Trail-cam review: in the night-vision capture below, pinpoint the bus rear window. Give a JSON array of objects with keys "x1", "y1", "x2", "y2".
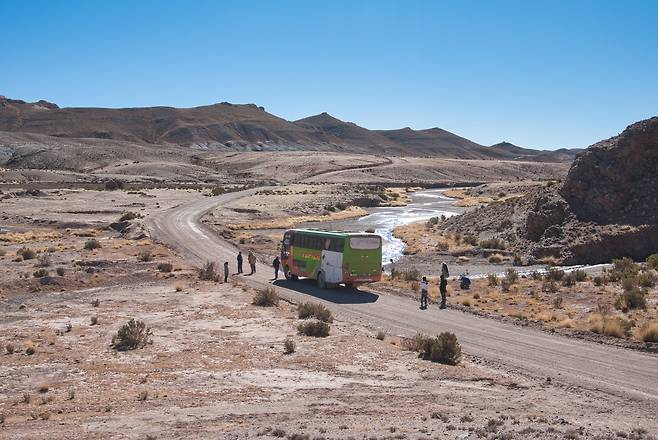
[{"x1": 349, "y1": 236, "x2": 380, "y2": 250}]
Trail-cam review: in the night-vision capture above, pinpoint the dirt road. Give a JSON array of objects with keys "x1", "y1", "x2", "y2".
[{"x1": 148, "y1": 190, "x2": 658, "y2": 406}]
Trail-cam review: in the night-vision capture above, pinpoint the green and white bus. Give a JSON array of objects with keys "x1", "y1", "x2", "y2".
[{"x1": 280, "y1": 228, "x2": 382, "y2": 288}]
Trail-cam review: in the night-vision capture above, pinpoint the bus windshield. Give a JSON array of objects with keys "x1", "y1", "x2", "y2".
[{"x1": 349, "y1": 236, "x2": 380, "y2": 250}]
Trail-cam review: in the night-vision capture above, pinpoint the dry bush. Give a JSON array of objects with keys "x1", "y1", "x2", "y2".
[
  {"x1": 436, "y1": 242, "x2": 449, "y2": 252},
  {"x1": 500, "y1": 279, "x2": 511, "y2": 293},
  {"x1": 6, "y1": 343, "x2": 15, "y2": 354},
  {"x1": 573, "y1": 269, "x2": 587, "y2": 282},
  {"x1": 119, "y1": 211, "x2": 138, "y2": 222},
  {"x1": 33, "y1": 268, "x2": 49, "y2": 278},
  {"x1": 410, "y1": 281, "x2": 420, "y2": 293},
  {"x1": 35, "y1": 254, "x2": 51, "y2": 267},
  {"x1": 157, "y1": 262, "x2": 173, "y2": 273},
  {"x1": 138, "y1": 250, "x2": 153, "y2": 262},
  {"x1": 56, "y1": 267, "x2": 65, "y2": 276},
  {"x1": 614, "y1": 288, "x2": 647, "y2": 312},
  {"x1": 283, "y1": 337, "x2": 296, "y2": 354},
  {"x1": 104, "y1": 179, "x2": 124, "y2": 191},
  {"x1": 545, "y1": 268, "x2": 565, "y2": 282},
  {"x1": 562, "y1": 272, "x2": 576, "y2": 287},
  {"x1": 608, "y1": 257, "x2": 640, "y2": 281},
  {"x1": 399, "y1": 268, "x2": 421, "y2": 281},
  {"x1": 647, "y1": 253, "x2": 658, "y2": 270},
  {"x1": 17, "y1": 247, "x2": 36, "y2": 260},
  {"x1": 84, "y1": 239, "x2": 101, "y2": 250},
  {"x1": 0, "y1": 248, "x2": 5, "y2": 257},
  {"x1": 175, "y1": 284, "x2": 184, "y2": 292},
  {"x1": 488, "y1": 254, "x2": 504, "y2": 264},
  {"x1": 90, "y1": 316, "x2": 98, "y2": 326},
  {"x1": 198, "y1": 261, "x2": 219, "y2": 281},
  {"x1": 504, "y1": 268, "x2": 518, "y2": 284},
  {"x1": 297, "y1": 302, "x2": 333, "y2": 322},
  {"x1": 376, "y1": 330, "x2": 386, "y2": 340},
  {"x1": 487, "y1": 273, "x2": 498, "y2": 286},
  {"x1": 621, "y1": 276, "x2": 637, "y2": 292},
  {"x1": 593, "y1": 275, "x2": 604, "y2": 286},
  {"x1": 557, "y1": 318, "x2": 574, "y2": 328},
  {"x1": 297, "y1": 320, "x2": 330, "y2": 337},
  {"x1": 638, "y1": 271, "x2": 657, "y2": 288},
  {"x1": 111, "y1": 319, "x2": 153, "y2": 351},
  {"x1": 479, "y1": 238, "x2": 506, "y2": 250},
  {"x1": 589, "y1": 314, "x2": 626, "y2": 338},
  {"x1": 403, "y1": 332, "x2": 462, "y2": 365},
  {"x1": 252, "y1": 286, "x2": 279, "y2": 306},
  {"x1": 463, "y1": 235, "x2": 479, "y2": 246},
  {"x1": 637, "y1": 322, "x2": 658, "y2": 343},
  {"x1": 552, "y1": 296, "x2": 563, "y2": 309},
  {"x1": 137, "y1": 390, "x2": 148, "y2": 401},
  {"x1": 530, "y1": 270, "x2": 542, "y2": 280},
  {"x1": 542, "y1": 279, "x2": 558, "y2": 293},
  {"x1": 91, "y1": 298, "x2": 100, "y2": 307}
]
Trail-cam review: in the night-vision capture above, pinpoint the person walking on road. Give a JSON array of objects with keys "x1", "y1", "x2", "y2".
[
  {"x1": 223, "y1": 261, "x2": 230, "y2": 283},
  {"x1": 248, "y1": 251, "x2": 257, "y2": 275},
  {"x1": 272, "y1": 256, "x2": 280, "y2": 280},
  {"x1": 439, "y1": 262, "x2": 449, "y2": 309},
  {"x1": 420, "y1": 276, "x2": 429, "y2": 310},
  {"x1": 236, "y1": 251, "x2": 243, "y2": 274}
]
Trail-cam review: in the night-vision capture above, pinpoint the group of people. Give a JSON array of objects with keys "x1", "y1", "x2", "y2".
[
  {"x1": 221, "y1": 251, "x2": 281, "y2": 283},
  {"x1": 419, "y1": 262, "x2": 450, "y2": 310}
]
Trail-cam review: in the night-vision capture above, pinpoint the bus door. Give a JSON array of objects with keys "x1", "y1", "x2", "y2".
[
  {"x1": 281, "y1": 231, "x2": 292, "y2": 261},
  {"x1": 321, "y1": 238, "x2": 343, "y2": 284}
]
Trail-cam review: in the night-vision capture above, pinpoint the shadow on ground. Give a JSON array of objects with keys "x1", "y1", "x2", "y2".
[{"x1": 272, "y1": 278, "x2": 379, "y2": 304}]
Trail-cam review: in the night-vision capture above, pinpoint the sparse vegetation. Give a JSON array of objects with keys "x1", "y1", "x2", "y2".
[
  {"x1": 589, "y1": 314, "x2": 626, "y2": 338},
  {"x1": 33, "y1": 268, "x2": 49, "y2": 278},
  {"x1": 297, "y1": 320, "x2": 330, "y2": 337},
  {"x1": 137, "y1": 390, "x2": 148, "y2": 401},
  {"x1": 111, "y1": 319, "x2": 153, "y2": 351},
  {"x1": 84, "y1": 238, "x2": 101, "y2": 250},
  {"x1": 91, "y1": 298, "x2": 100, "y2": 307},
  {"x1": 119, "y1": 211, "x2": 139, "y2": 222},
  {"x1": 17, "y1": 247, "x2": 36, "y2": 260},
  {"x1": 297, "y1": 302, "x2": 333, "y2": 322},
  {"x1": 488, "y1": 254, "x2": 504, "y2": 264},
  {"x1": 198, "y1": 261, "x2": 219, "y2": 281},
  {"x1": 544, "y1": 268, "x2": 565, "y2": 282},
  {"x1": 647, "y1": 253, "x2": 658, "y2": 270},
  {"x1": 614, "y1": 288, "x2": 647, "y2": 312},
  {"x1": 638, "y1": 271, "x2": 657, "y2": 288},
  {"x1": 376, "y1": 330, "x2": 386, "y2": 340},
  {"x1": 157, "y1": 262, "x2": 173, "y2": 273},
  {"x1": 637, "y1": 322, "x2": 658, "y2": 343},
  {"x1": 252, "y1": 286, "x2": 279, "y2": 306},
  {"x1": 504, "y1": 268, "x2": 518, "y2": 284},
  {"x1": 403, "y1": 332, "x2": 462, "y2": 365},
  {"x1": 6, "y1": 343, "x2": 15, "y2": 354},
  {"x1": 487, "y1": 273, "x2": 498, "y2": 286},
  {"x1": 138, "y1": 250, "x2": 153, "y2": 262},
  {"x1": 90, "y1": 316, "x2": 98, "y2": 326},
  {"x1": 479, "y1": 237, "x2": 506, "y2": 250},
  {"x1": 56, "y1": 267, "x2": 65, "y2": 276},
  {"x1": 283, "y1": 337, "x2": 296, "y2": 354},
  {"x1": 104, "y1": 179, "x2": 124, "y2": 191}
]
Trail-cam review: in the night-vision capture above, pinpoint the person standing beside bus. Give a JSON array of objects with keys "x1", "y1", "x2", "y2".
[
  {"x1": 439, "y1": 262, "x2": 449, "y2": 309},
  {"x1": 248, "y1": 251, "x2": 257, "y2": 275},
  {"x1": 236, "y1": 251, "x2": 243, "y2": 274},
  {"x1": 420, "y1": 276, "x2": 429, "y2": 310},
  {"x1": 272, "y1": 256, "x2": 280, "y2": 280},
  {"x1": 223, "y1": 261, "x2": 230, "y2": 283}
]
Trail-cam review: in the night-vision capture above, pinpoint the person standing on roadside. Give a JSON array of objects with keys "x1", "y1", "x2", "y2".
[
  {"x1": 389, "y1": 258, "x2": 396, "y2": 279},
  {"x1": 420, "y1": 276, "x2": 429, "y2": 310},
  {"x1": 248, "y1": 251, "x2": 257, "y2": 275},
  {"x1": 439, "y1": 262, "x2": 449, "y2": 309},
  {"x1": 223, "y1": 261, "x2": 230, "y2": 283},
  {"x1": 272, "y1": 256, "x2": 280, "y2": 280},
  {"x1": 236, "y1": 251, "x2": 243, "y2": 274}
]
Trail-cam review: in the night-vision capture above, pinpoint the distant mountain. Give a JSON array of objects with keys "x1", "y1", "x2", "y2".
[
  {"x1": 0, "y1": 97, "x2": 575, "y2": 161},
  {"x1": 489, "y1": 142, "x2": 583, "y2": 163}
]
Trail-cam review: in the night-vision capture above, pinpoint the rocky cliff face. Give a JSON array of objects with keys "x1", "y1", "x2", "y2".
[{"x1": 560, "y1": 117, "x2": 658, "y2": 225}]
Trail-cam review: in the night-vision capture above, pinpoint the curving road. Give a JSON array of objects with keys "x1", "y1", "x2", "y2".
[{"x1": 147, "y1": 190, "x2": 658, "y2": 405}]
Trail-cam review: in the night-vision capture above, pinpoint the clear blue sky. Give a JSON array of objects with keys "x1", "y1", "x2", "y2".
[{"x1": 2, "y1": 0, "x2": 657, "y2": 149}]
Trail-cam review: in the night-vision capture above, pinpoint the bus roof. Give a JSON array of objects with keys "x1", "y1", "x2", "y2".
[{"x1": 287, "y1": 228, "x2": 377, "y2": 238}]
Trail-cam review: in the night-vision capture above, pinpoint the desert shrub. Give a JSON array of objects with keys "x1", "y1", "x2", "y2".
[
  {"x1": 608, "y1": 257, "x2": 640, "y2": 281},
  {"x1": 410, "y1": 281, "x2": 420, "y2": 293},
  {"x1": 198, "y1": 261, "x2": 218, "y2": 281},
  {"x1": 90, "y1": 316, "x2": 98, "y2": 326},
  {"x1": 562, "y1": 272, "x2": 576, "y2": 287},
  {"x1": 56, "y1": 267, "x2": 65, "y2": 276},
  {"x1": 544, "y1": 268, "x2": 565, "y2": 282},
  {"x1": 26, "y1": 346, "x2": 35, "y2": 355},
  {"x1": 552, "y1": 296, "x2": 563, "y2": 309},
  {"x1": 399, "y1": 268, "x2": 421, "y2": 281},
  {"x1": 404, "y1": 332, "x2": 461, "y2": 365},
  {"x1": 638, "y1": 271, "x2": 657, "y2": 288},
  {"x1": 573, "y1": 269, "x2": 587, "y2": 282},
  {"x1": 297, "y1": 320, "x2": 330, "y2": 337},
  {"x1": 84, "y1": 239, "x2": 101, "y2": 250},
  {"x1": 436, "y1": 242, "x2": 449, "y2": 252},
  {"x1": 35, "y1": 254, "x2": 51, "y2": 267},
  {"x1": 111, "y1": 319, "x2": 152, "y2": 351},
  {"x1": 137, "y1": 390, "x2": 148, "y2": 401},
  {"x1": 17, "y1": 247, "x2": 36, "y2": 260},
  {"x1": 376, "y1": 330, "x2": 386, "y2": 340},
  {"x1": 91, "y1": 298, "x2": 100, "y2": 307},
  {"x1": 426, "y1": 217, "x2": 439, "y2": 227},
  {"x1": 119, "y1": 211, "x2": 138, "y2": 222},
  {"x1": 6, "y1": 343, "x2": 15, "y2": 354},
  {"x1": 593, "y1": 276, "x2": 604, "y2": 286},
  {"x1": 637, "y1": 322, "x2": 658, "y2": 343},
  {"x1": 157, "y1": 262, "x2": 173, "y2": 273},
  {"x1": 589, "y1": 314, "x2": 626, "y2": 338},
  {"x1": 500, "y1": 279, "x2": 511, "y2": 293},
  {"x1": 530, "y1": 270, "x2": 542, "y2": 280},
  {"x1": 463, "y1": 235, "x2": 478, "y2": 246},
  {"x1": 647, "y1": 253, "x2": 658, "y2": 270},
  {"x1": 542, "y1": 279, "x2": 558, "y2": 293},
  {"x1": 33, "y1": 268, "x2": 49, "y2": 278},
  {"x1": 0, "y1": 248, "x2": 5, "y2": 257},
  {"x1": 504, "y1": 268, "x2": 518, "y2": 284},
  {"x1": 297, "y1": 302, "x2": 333, "y2": 322},
  {"x1": 512, "y1": 254, "x2": 522, "y2": 266},
  {"x1": 104, "y1": 179, "x2": 124, "y2": 191},
  {"x1": 614, "y1": 288, "x2": 647, "y2": 312},
  {"x1": 479, "y1": 238, "x2": 506, "y2": 250},
  {"x1": 487, "y1": 273, "x2": 498, "y2": 287},
  {"x1": 252, "y1": 286, "x2": 279, "y2": 306},
  {"x1": 621, "y1": 276, "x2": 637, "y2": 292},
  {"x1": 488, "y1": 254, "x2": 504, "y2": 264},
  {"x1": 138, "y1": 250, "x2": 152, "y2": 262},
  {"x1": 283, "y1": 337, "x2": 296, "y2": 354}
]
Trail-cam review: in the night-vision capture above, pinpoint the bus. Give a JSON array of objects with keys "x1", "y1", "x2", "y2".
[{"x1": 280, "y1": 228, "x2": 382, "y2": 288}]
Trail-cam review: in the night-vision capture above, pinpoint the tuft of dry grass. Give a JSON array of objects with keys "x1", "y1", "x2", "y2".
[
  {"x1": 252, "y1": 287, "x2": 279, "y2": 307},
  {"x1": 297, "y1": 302, "x2": 333, "y2": 322},
  {"x1": 589, "y1": 314, "x2": 625, "y2": 338},
  {"x1": 637, "y1": 322, "x2": 658, "y2": 343},
  {"x1": 111, "y1": 319, "x2": 153, "y2": 351},
  {"x1": 283, "y1": 337, "x2": 296, "y2": 354},
  {"x1": 297, "y1": 320, "x2": 330, "y2": 337}
]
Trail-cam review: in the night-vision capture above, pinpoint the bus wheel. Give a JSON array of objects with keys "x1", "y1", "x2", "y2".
[{"x1": 317, "y1": 272, "x2": 326, "y2": 289}]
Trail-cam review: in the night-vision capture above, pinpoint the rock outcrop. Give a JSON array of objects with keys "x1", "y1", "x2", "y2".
[{"x1": 561, "y1": 117, "x2": 658, "y2": 225}]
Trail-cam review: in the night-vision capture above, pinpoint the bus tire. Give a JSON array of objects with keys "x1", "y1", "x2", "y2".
[{"x1": 317, "y1": 271, "x2": 326, "y2": 289}]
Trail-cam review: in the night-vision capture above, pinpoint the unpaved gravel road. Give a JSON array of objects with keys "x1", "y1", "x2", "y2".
[{"x1": 148, "y1": 190, "x2": 658, "y2": 405}]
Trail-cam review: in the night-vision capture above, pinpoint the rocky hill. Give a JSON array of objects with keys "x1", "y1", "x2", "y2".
[
  {"x1": 442, "y1": 117, "x2": 658, "y2": 264},
  {"x1": 0, "y1": 97, "x2": 576, "y2": 161}
]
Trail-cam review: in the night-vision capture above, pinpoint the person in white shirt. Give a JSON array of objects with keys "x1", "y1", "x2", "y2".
[{"x1": 420, "y1": 276, "x2": 429, "y2": 310}]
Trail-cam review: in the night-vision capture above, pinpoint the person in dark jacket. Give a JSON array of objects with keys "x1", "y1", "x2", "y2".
[
  {"x1": 439, "y1": 262, "x2": 449, "y2": 309},
  {"x1": 236, "y1": 251, "x2": 243, "y2": 274},
  {"x1": 223, "y1": 261, "x2": 230, "y2": 283},
  {"x1": 272, "y1": 256, "x2": 280, "y2": 280}
]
